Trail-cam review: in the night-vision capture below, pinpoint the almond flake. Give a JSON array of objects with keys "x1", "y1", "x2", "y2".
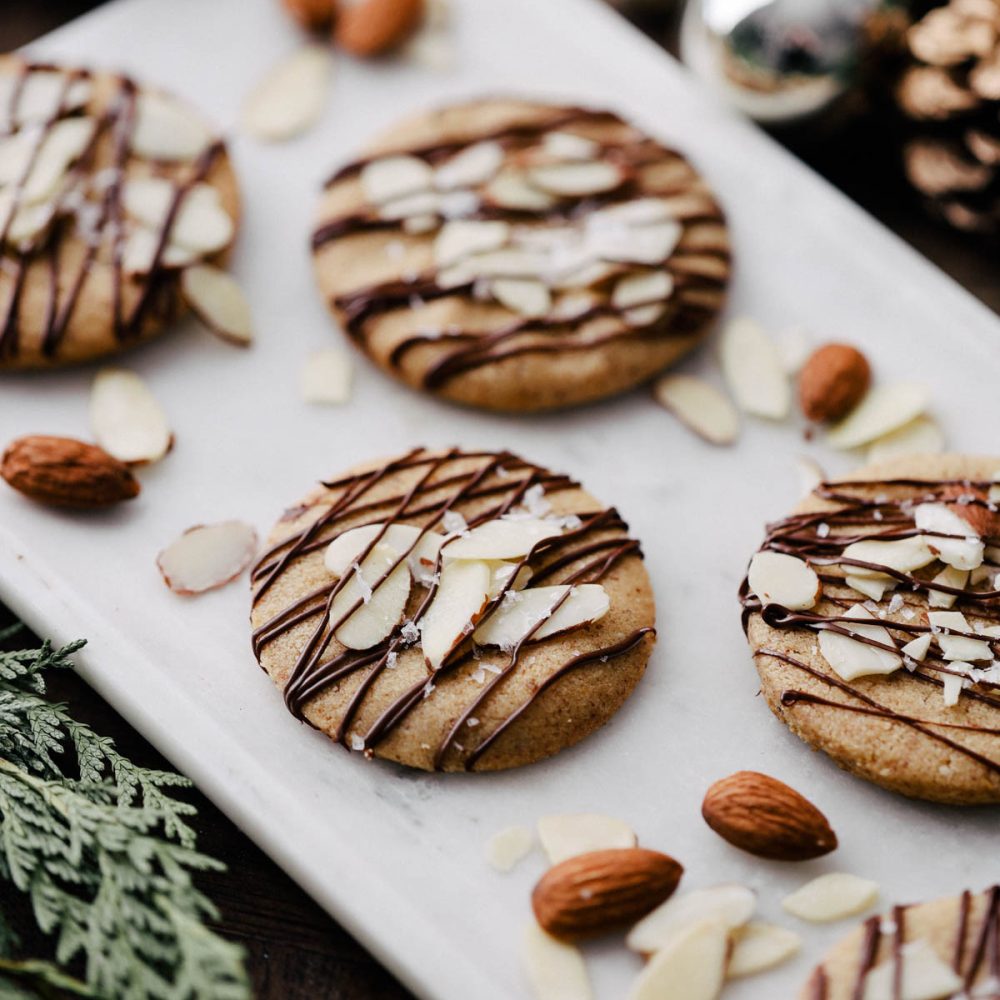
[
  {"x1": 329, "y1": 544, "x2": 411, "y2": 650},
  {"x1": 528, "y1": 160, "x2": 623, "y2": 197},
  {"x1": 626, "y1": 919, "x2": 728, "y2": 1000},
  {"x1": 867, "y1": 414, "x2": 945, "y2": 462},
  {"x1": 420, "y1": 559, "x2": 491, "y2": 669},
  {"x1": 490, "y1": 277, "x2": 551, "y2": 317},
  {"x1": 782, "y1": 872, "x2": 879, "y2": 923},
  {"x1": 241, "y1": 45, "x2": 333, "y2": 141},
  {"x1": 915, "y1": 502, "x2": 985, "y2": 570},
  {"x1": 522, "y1": 922, "x2": 592, "y2": 1000},
  {"x1": 157, "y1": 521, "x2": 257, "y2": 595},
  {"x1": 651, "y1": 374, "x2": 737, "y2": 446},
  {"x1": 123, "y1": 179, "x2": 234, "y2": 255},
  {"x1": 90, "y1": 367, "x2": 172, "y2": 465},
  {"x1": 928, "y1": 611, "x2": 993, "y2": 660},
  {"x1": 901, "y1": 634, "x2": 932, "y2": 661},
  {"x1": 627, "y1": 883, "x2": 756, "y2": 955},
  {"x1": 485, "y1": 825, "x2": 534, "y2": 872},
  {"x1": 587, "y1": 219, "x2": 682, "y2": 266},
  {"x1": 474, "y1": 584, "x2": 609, "y2": 648},
  {"x1": 863, "y1": 938, "x2": 963, "y2": 1000},
  {"x1": 21, "y1": 118, "x2": 95, "y2": 205},
  {"x1": 720, "y1": 317, "x2": 791, "y2": 420},
  {"x1": 611, "y1": 270, "x2": 673, "y2": 310},
  {"x1": 300, "y1": 348, "x2": 353, "y2": 404},
  {"x1": 434, "y1": 141, "x2": 504, "y2": 190},
  {"x1": 542, "y1": 131, "x2": 600, "y2": 161},
  {"x1": 747, "y1": 551, "x2": 821, "y2": 610},
  {"x1": 433, "y1": 219, "x2": 509, "y2": 268},
  {"x1": 818, "y1": 604, "x2": 901, "y2": 681},
  {"x1": 928, "y1": 565, "x2": 969, "y2": 608},
  {"x1": 130, "y1": 91, "x2": 213, "y2": 162},
  {"x1": 827, "y1": 383, "x2": 930, "y2": 450},
  {"x1": 727, "y1": 922, "x2": 801, "y2": 979},
  {"x1": 180, "y1": 265, "x2": 253, "y2": 346},
  {"x1": 444, "y1": 517, "x2": 561, "y2": 560},
  {"x1": 537, "y1": 813, "x2": 636, "y2": 865},
  {"x1": 484, "y1": 171, "x2": 557, "y2": 211},
  {"x1": 361, "y1": 154, "x2": 434, "y2": 206}
]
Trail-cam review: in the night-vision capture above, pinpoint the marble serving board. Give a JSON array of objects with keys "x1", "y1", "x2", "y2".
[{"x1": 2, "y1": 0, "x2": 998, "y2": 997}]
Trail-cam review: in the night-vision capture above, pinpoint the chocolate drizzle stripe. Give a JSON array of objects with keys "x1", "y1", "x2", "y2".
[{"x1": 251, "y1": 448, "x2": 646, "y2": 769}]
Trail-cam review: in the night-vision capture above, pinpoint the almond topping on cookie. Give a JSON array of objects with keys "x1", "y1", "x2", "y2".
[
  {"x1": 818, "y1": 604, "x2": 902, "y2": 681},
  {"x1": 862, "y1": 939, "x2": 962, "y2": 1000},
  {"x1": 181, "y1": 265, "x2": 254, "y2": 346},
  {"x1": 747, "y1": 551, "x2": 821, "y2": 610}
]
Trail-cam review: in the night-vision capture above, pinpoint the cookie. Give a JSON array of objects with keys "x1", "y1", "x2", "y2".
[
  {"x1": 741, "y1": 454, "x2": 1000, "y2": 805},
  {"x1": 801, "y1": 884, "x2": 999, "y2": 999},
  {"x1": 311, "y1": 99, "x2": 729, "y2": 412},
  {"x1": 0, "y1": 58, "x2": 240, "y2": 370},
  {"x1": 250, "y1": 448, "x2": 656, "y2": 771}
]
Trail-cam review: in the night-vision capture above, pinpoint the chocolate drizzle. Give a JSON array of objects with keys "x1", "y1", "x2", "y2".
[
  {"x1": 311, "y1": 103, "x2": 729, "y2": 393},
  {"x1": 812, "y1": 885, "x2": 1000, "y2": 999},
  {"x1": 250, "y1": 448, "x2": 654, "y2": 771},
  {"x1": 741, "y1": 475, "x2": 1000, "y2": 786},
  {"x1": 0, "y1": 61, "x2": 226, "y2": 366}
]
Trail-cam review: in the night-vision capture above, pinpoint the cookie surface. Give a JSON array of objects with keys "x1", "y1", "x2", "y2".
[
  {"x1": 800, "y1": 885, "x2": 999, "y2": 999},
  {"x1": 741, "y1": 454, "x2": 1000, "y2": 805},
  {"x1": 0, "y1": 58, "x2": 240, "y2": 370},
  {"x1": 311, "y1": 99, "x2": 728, "y2": 412},
  {"x1": 250, "y1": 448, "x2": 656, "y2": 772}
]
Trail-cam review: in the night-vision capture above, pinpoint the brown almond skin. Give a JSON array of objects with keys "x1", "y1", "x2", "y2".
[
  {"x1": 798, "y1": 343, "x2": 871, "y2": 423},
  {"x1": 335, "y1": 0, "x2": 424, "y2": 56},
  {"x1": 281, "y1": 0, "x2": 337, "y2": 32},
  {"x1": 940, "y1": 483, "x2": 1000, "y2": 540},
  {"x1": 702, "y1": 771, "x2": 837, "y2": 861},
  {"x1": 532, "y1": 848, "x2": 683, "y2": 941},
  {"x1": 1, "y1": 435, "x2": 140, "y2": 509}
]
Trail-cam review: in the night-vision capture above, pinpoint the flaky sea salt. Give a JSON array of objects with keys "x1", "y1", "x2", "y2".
[
  {"x1": 400, "y1": 620, "x2": 420, "y2": 644},
  {"x1": 385, "y1": 651, "x2": 398, "y2": 670},
  {"x1": 816, "y1": 522, "x2": 830, "y2": 539},
  {"x1": 350, "y1": 735, "x2": 365, "y2": 751},
  {"x1": 442, "y1": 509, "x2": 468, "y2": 535},
  {"x1": 351, "y1": 561, "x2": 373, "y2": 603}
]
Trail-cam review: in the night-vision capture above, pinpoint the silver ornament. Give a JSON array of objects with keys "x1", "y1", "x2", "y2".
[{"x1": 679, "y1": 0, "x2": 908, "y2": 125}]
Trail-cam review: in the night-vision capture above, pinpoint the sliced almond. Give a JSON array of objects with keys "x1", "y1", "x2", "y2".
[
  {"x1": 0, "y1": 132, "x2": 38, "y2": 189},
  {"x1": 474, "y1": 584, "x2": 610, "y2": 649},
  {"x1": 241, "y1": 45, "x2": 333, "y2": 141},
  {"x1": 121, "y1": 228, "x2": 198, "y2": 275},
  {"x1": 588, "y1": 220, "x2": 682, "y2": 267},
  {"x1": 783, "y1": 873, "x2": 879, "y2": 923},
  {"x1": 485, "y1": 825, "x2": 535, "y2": 872},
  {"x1": 915, "y1": 503, "x2": 984, "y2": 571},
  {"x1": 611, "y1": 271, "x2": 673, "y2": 311},
  {"x1": 444, "y1": 517, "x2": 561, "y2": 561},
  {"x1": 542, "y1": 131, "x2": 601, "y2": 161},
  {"x1": 361, "y1": 154, "x2": 434, "y2": 206},
  {"x1": 129, "y1": 91, "x2": 213, "y2": 162},
  {"x1": 902, "y1": 634, "x2": 932, "y2": 661},
  {"x1": 0, "y1": 195, "x2": 54, "y2": 247},
  {"x1": 90, "y1": 367, "x2": 172, "y2": 465},
  {"x1": 653, "y1": 374, "x2": 739, "y2": 447},
  {"x1": 845, "y1": 574, "x2": 891, "y2": 602},
  {"x1": 867, "y1": 414, "x2": 945, "y2": 462},
  {"x1": 123, "y1": 179, "x2": 234, "y2": 255},
  {"x1": 180, "y1": 265, "x2": 253, "y2": 346},
  {"x1": 842, "y1": 536, "x2": 936, "y2": 580},
  {"x1": 747, "y1": 551, "x2": 820, "y2": 610},
  {"x1": 627, "y1": 883, "x2": 756, "y2": 955},
  {"x1": 927, "y1": 610, "x2": 993, "y2": 661},
  {"x1": 433, "y1": 219, "x2": 509, "y2": 268},
  {"x1": 719, "y1": 317, "x2": 791, "y2": 420},
  {"x1": 491, "y1": 277, "x2": 551, "y2": 317},
  {"x1": 486, "y1": 561, "x2": 531, "y2": 599},
  {"x1": 727, "y1": 922, "x2": 801, "y2": 979},
  {"x1": 626, "y1": 919, "x2": 728, "y2": 1000},
  {"x1": 434, "y1": 140, "x2": 504, "y2": 190},
  {"x1": 325, "y1": 522, "x2": 442, "y2": 578},
  {"x1": 300, "y1": 348, "x2": 353, "y2": 404},
  {"x1": 329, "y1": 543, "x2": 411, "y2": 650},
  {"x1": 536, "y1": 814, "x2": 636, "y2": 865},
  {"x1": 942, "y1": 671, "x2": 967, "y2": 707},
  {"x1": 528, "y1": 160, "x2": 623, "y2": 197},
  {"x1": 21, "y1": 118, "x2": 95, "y2": 205},
  {"x1": 863, "y1": 939, "x2": 963, "y2": 1000},
  {"x1": 521, "y1": 922, "x2": 592, "y2": 1000},
  {"x1": 818, "y1": 604, "x2": 901, "y2": 681},
  {"x1": 484, "y1": 171, "x2": 557, "y2": 211},
  {"x1": 157, "y1": 521, "x2": 257, "y2": 595},
  {"x1": 420, "y1": 558, "x2": 491, "y2": 669},
  {"x1": 928, "y1": 565, "x2": 969, "y2": 609},
  {"x1": 8, "y1": 71, "x2": 91, "y2": 127},
  {"x1": 827, "y1": 383, "x2": 929, "y2": 450},
  {"x1": 587, "y1": 198, "x2": 673, "y2": 228}
]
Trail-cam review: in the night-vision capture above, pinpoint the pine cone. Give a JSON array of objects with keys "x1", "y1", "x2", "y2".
[{"x1": 897, "y1": 0, "x2": 1000, "y2": 234}]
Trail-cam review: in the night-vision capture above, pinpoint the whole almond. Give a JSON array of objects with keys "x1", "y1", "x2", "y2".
[
  {"x1": 281, "y1": 0, "x2": 337, "y2": 32},
  {"x1": 335, "y1": 0, "x2": 424, "y2": 56},
  {"x1": 798, "y1": 343, "x2": 871, "y2": 423},
  {"x1": 531, "y1": 848, "x2": 683, "y2": 941},
  {"x1": 1, "y1": 435, "x2": 140, "y2": 509},
  {"x1": 941, "y1": 482, "x2": 1000, "y2": 540},
  {"x1": 702, "y1": 771, "x2": 837, "y2": 861}
]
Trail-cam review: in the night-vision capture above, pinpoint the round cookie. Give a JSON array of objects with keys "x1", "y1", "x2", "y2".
[
  {"x1": 800, "y1": 884, "x2": 998, "y2": 999},
  {"x1": 741, "y1": 454, "x2": 1000, "y2": 805},
  {"x1": 250, "y1": 447, "x2": 656, "y2": 772},
  {"x1": 311, "y1": 99, "x2": 729, "y2": 412},
  {"x1": 0, "y1": 58, "x2": 240, "y2": 370}
]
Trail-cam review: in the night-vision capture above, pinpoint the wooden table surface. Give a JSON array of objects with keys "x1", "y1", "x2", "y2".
[{"x1": 3, "y1": 3, "x2": 998, "y2": 998}]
